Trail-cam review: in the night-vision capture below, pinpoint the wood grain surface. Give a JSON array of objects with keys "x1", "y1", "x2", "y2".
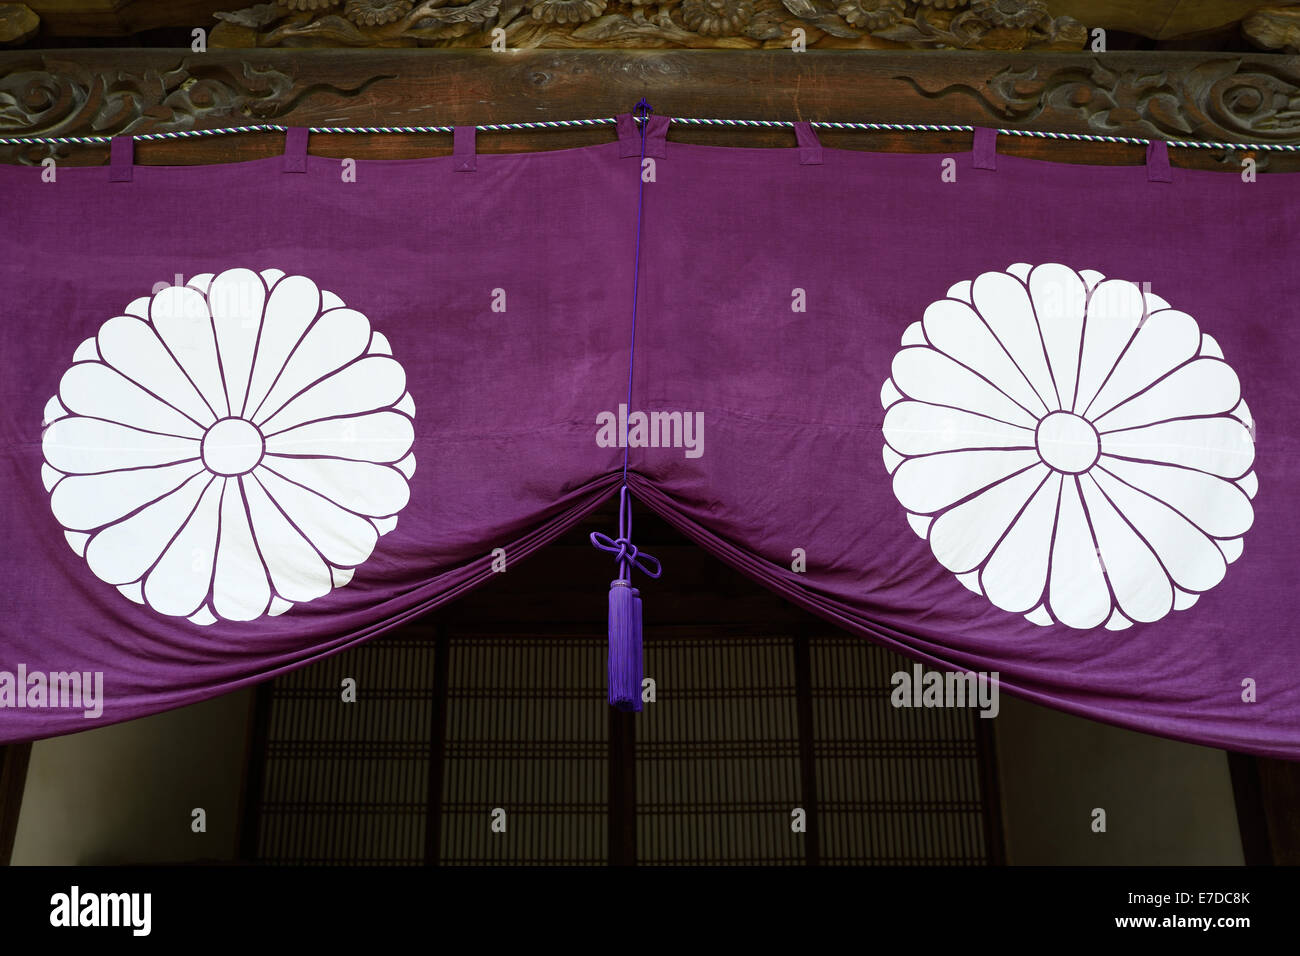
[{"x1": 1, "y1": 49, "x2": 1298, "y2": 170}]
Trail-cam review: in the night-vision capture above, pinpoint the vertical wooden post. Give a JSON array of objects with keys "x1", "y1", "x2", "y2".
[
  {"x1": 236, "y1": 684, "x2": 273, "y2": 862},
  {"x1": 609, "y1": 707, "x2": 637, "y2": 866},
  {"x1": 424, "y1": 620, "x2": 451, "y2": 865},
  {"x1": 792, "y1": 630, "x2": 820, "y2": 865},
  {"x1": 974, "y1": 714, "x2": 1007, "y2": 865},
  {"x1": 1226, "y1": 751, "x2": 1300, "y2": 866},
  {"x1": 0, "y1": 742, "x2": 31, "y2": 866},
  {"x1": 1254, "y1": 757, "x2": 1300, "y2": 865}
]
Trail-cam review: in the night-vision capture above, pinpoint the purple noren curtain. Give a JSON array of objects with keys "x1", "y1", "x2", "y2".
[{"x1": 2, "y1": 119, "x2": 1298, "y2": 759}]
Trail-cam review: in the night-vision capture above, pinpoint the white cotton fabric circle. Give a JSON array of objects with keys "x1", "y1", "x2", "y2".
[
  {"x1": 881, "y1": 262, "x2": 1257, "y2": 630},
  {"x1": 41, "y1": 268, "x2": 418, "y2": 626}
]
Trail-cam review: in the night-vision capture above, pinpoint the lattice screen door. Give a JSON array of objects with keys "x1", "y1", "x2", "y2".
[{"x1": 242, "y1": 510, "x2": 1002, "y2": 866}]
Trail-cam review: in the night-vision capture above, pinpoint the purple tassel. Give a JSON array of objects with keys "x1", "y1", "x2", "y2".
[
  {"x1": 607, "y1": 580, "x2": 640, "y2": 711},
  {"x1": 592, "y1": 485, "x2": 659, "y2": 711}
]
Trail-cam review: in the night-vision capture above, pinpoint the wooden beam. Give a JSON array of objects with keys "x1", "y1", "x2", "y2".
[
  {"x1": 24, "y1": 1, "x2": 226, "y2": 37},
  {"x1": 1, "y1": 49, "x2": 1298, "y2": 169},
  {"x1": 1050, "y1": 1, "x2": 1291, "y2": 41}
]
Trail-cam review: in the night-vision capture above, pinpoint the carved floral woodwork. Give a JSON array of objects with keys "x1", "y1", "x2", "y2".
[
  {"x1": 0, "y1": 55, "x2": 388, "y2": 149},
  {"x1": 1, "y1": 49, "x2": 1297, "y2": 170},
  {"x1": 906, "y1": 58, "x2": 1300, "y2": 144},
  {"x1": 208, "y1": 0, "x2": 1087, "y2": 50},
  {"x1": 13, "y1": 0, "x2": 1300, "y2": 40}
]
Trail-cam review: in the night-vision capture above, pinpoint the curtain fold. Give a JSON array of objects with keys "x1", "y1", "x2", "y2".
[
  {"x1": 0, "y1": 132, "x2": 636, "y2": 741},
  {"x1": 632, "y1": 131, "x2": 1300, "y2": 759},
  {"x1": 2, "y1": 120, "x2": 1298, "y2": 758}
]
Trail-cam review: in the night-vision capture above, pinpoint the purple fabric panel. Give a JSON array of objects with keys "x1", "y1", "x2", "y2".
[
  {"x1": 636, "y1": 139, "x2": 1300, "y2": 759},
  {"x1": 109, "y1": 136, "x2": 133, "y2": 182},
  {"x1": 794, "y1": 123, "x2": 823, "y2": 166},
  {"x1": 282, "y1": 127, "x2": 309, "y2": 174},
  {"x1": 453, "y1": 127, "x2": 476, "y2": 173},
  {"x1": 0, "y1": 144, "x2": 636, "y2": 741},
  {"x1": 617, "y1": 113, "x2": 669, "y2": 159},
  {"x1": 2, "y1": 132, "x2": 1298, "y2": 758},
  {"x1": 971, "y1": 127, "x2": 997, "y2": 170},
  {"x1": 1146, "y1": 139, "x2": 1173, "y2": 183}
]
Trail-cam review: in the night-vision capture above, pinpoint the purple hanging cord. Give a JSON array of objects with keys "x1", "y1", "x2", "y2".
[{"x1": 590, "y1": 98, "x2": 662, "y2": 712}]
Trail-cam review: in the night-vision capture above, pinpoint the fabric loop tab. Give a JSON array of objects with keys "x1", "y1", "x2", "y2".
[
  {"x1": 794, "y1": 122, "x2": 823, "y2": 166},
  {"x1": 1146, "y1": 139, "x2": 1172, "y2": 183},
  {"x1": 109, "y1": 136, "x2": 133, "y2": 183},
  {"x1": 282, "y1": 127, "x2": 309, "y2": 174},
  {"x1": 972, "y1": 127, "x2": 997, "y2": 170},
  {"x1": 617, "y1": 113, "x2": 670, "y2": 159},
  {"x1": 454, "y1": 126, "x2": 477, "y2": 172}
]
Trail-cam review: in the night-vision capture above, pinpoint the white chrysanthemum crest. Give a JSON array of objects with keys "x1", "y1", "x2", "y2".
[
  {"x1": 41, "y1": 268, "x2": 416, "y2": 625},
  {"x1": 881, "y1": 263, "x2": 1256, "y2": 630}
]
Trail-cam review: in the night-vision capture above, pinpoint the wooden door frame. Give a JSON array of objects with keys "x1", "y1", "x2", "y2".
[
  {"x1": 1228, "y1": 752, "x2": 1300, "y2": 866},
  {"x1": 0, "y1": 743, "x2": 32, "y2": 865}
]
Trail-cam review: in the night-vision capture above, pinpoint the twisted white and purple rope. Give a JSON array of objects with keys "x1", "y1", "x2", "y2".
[{"x1": 0, "y1": 115, "x2": 1296, "y2": 150}]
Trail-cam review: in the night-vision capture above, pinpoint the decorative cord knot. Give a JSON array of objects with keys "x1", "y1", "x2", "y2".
[{"x1": 589, "y1": 530, "x2": 662, "y2": 579}]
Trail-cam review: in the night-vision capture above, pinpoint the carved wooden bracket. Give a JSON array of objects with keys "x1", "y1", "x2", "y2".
[
  {"x1": 0, "y1": 5, "x2": 39, "y2": 46},
  {"x1": 1245, "y1": 5, "x2": 1300, "y2": 53},
  {"x1": 1, "y1": 49, "x2": 1297, "y2": 170}
]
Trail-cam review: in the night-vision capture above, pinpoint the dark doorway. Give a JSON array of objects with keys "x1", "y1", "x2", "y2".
[{"x1": 240, "y1": 501, "x2": 1004, "y2": 865}]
